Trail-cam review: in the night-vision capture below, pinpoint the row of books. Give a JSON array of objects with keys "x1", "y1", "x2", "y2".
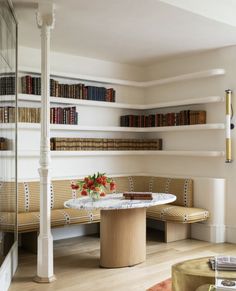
[
  {"x1": 50, "y1": 138, "x2": 163, "y2": 151},
  {"x1": 0, "y1": 137, "x2": 8, "y2": 150},
  {"x1": 120, "y1": 110, "x2": 206, "y2": 127},
  {"x1": 21, "y1": 75, "x2": 116, "y2": 102},
  {"x1": 0, "y1": 76, "x2": 15, "y2": 95},
  {"x1": 0, "y1": 106, "x2": 78, "y2": 124}
]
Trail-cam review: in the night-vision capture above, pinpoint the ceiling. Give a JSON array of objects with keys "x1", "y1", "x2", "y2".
[{"x1": 13, "y1": 0, "x2": 236, "y2": 66}]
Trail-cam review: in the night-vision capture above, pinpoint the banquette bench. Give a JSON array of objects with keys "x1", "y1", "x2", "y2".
[{"x1": 0, "y1": 176, "x2": 209, "y2": 248}]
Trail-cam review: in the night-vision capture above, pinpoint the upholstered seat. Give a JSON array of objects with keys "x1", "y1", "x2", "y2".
[
  {"x1": 147, "y1": 205, "x2": 209, "y2": 223},
  {"x1": 0, "y1": 209, "x2": 100, "y2": 233}
]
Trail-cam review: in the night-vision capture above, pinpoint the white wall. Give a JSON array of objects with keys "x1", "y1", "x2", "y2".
[
  {"x1": 19, "y1": 46, "x2": 145, "y2": 82},
  {"x1": 145, "y1": 46, "x2": 236, "y2": 243},
  {"x1": 18, "y1": 45, "x2": 236, "y2": 243}
]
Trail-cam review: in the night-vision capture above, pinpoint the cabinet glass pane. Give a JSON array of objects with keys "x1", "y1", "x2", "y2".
[{"x1": 0, "y1": 0, "x2": 17, "y2": 266}]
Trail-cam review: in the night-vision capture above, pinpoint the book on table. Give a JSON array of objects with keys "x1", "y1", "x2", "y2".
[{"x1": 123, "y1": 192, "x2": 153, "y2": 200}]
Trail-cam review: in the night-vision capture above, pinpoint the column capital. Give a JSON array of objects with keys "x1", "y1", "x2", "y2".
[{"x1": 36, "y1": 0, "x2": 55, "y2": 28}]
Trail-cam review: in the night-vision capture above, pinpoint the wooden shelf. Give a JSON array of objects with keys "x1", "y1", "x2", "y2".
[
  {"x1": 0, "y1": 123, "x2": 225, "y2": 132},
  {"x1": 1, "y1": 150, "x2": 225, "y2": 158},
  {"x1": 1, "y1": 94, "x2": 224, "y2": 110},
  {"x1": 19, "y1": 67, "x2": 225, "y2": 88}
]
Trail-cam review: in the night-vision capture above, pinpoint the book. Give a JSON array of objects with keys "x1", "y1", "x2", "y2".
[
  {"x1": 123, "y1": 192, "x2": 153, "y2": 200},
  {"x1": 209, "y1": 256, "x2": 236, "y2": 271}
]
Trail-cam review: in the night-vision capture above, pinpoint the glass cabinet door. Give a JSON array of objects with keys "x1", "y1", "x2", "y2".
[{"x1": 0, "y1": 0, "x2": 17, "y2": 267}]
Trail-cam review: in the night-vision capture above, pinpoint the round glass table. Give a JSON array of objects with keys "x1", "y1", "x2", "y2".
[{"x1": 65, "y1": 193, "x2": 176, "y2": 268}]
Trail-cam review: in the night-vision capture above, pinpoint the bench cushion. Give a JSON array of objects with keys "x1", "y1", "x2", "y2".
[
  {"x1": 0, "y1": 209, "x2": 100, "y2": 233},
  {"x1": 147, "y1": 205, "x2": 209, "y2": 223}
]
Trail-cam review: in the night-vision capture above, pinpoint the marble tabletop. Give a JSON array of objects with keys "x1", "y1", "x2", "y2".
[{"x1": 64, "y1": 193, "x2": 176, "y2": 211}]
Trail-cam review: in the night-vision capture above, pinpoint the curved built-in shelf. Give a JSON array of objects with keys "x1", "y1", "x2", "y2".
[
  {"x1": 141, "y1": 123, "x2": 225, "y2": 132},
  {"x1": 51, "y1": 150, "x2": 225, "y2": 157},
  {"x1": 0, "y1": 123, "x2": 225, "y2": 132},
  {"x1": 1, "y1": 150, "x2": 225, "y2": 158},
  {"x1": 0, "y1": 94, "x2": 224, "y2": 110},
  {"x1": 143, "y1": 69, "x2": 225, "y2": 87},
  {"x1": 19, "y1": 67, "x2": 225, "y2": 88}
]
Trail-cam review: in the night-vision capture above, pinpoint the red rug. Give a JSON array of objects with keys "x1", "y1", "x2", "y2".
[{"x1": 147, "y1": 278, "x2": 172, "y2": 291}]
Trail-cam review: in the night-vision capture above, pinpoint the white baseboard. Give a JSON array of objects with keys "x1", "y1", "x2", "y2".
[
  {"x1": 0, "y1": 241, "x2": 18, "y2": 291},
  {"x1": 52, "y1": 223, "x2": 99, "y2": 241},
  {"x1": 191, "y1": 222, "x2": 225, "y2": 243},
  {"x1": 225, "y1": 225, "x2": 236, "y2": 243}
]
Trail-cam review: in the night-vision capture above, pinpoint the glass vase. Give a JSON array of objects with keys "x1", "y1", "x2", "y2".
[{"x1": 89, "y1": 191, "x2": 100, "y2": 202}]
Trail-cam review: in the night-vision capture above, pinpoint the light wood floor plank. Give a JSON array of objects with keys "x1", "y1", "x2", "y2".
[{"x1": 9, "y1": 230, "x2": 236, "y2": 291}]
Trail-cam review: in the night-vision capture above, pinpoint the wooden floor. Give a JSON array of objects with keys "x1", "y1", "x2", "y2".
[{"x1": 9, "y1": 230, "x2": 236, "y2": 291}]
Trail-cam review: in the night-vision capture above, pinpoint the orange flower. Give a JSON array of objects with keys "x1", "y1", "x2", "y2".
[
  {"x1": 81, "y1": 190, "x2": 88, "y2": 196},
  {"x1": 110, "y1": 181, "x2": 116, "y2": 191},
  {"x1": 96, "y1": 177, "x2": 102, "y2": 184},
  {"x1": 87, "y1": 180, "x2": 94, "y2": 186},
  {"x1": 77, "y1": 173, "x2": 115, "y2": 198},
  {"x1": 71, "y1": 184, "x2": 79, "y2": 190}
]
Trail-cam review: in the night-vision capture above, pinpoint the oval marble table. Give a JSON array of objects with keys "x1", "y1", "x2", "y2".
[{"x1": 65, "y1": 193, "x2": 176, "y2": 268}]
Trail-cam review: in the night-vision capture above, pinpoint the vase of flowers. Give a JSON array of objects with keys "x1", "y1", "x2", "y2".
[{"x1": 71, "y1": 172, "x2": 116, "y2": 201}]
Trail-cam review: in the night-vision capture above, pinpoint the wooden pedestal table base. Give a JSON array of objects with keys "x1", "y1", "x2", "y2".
[
  {"x1": 100, "y1": 208, "x2": 146, "y2": 268},
  {"x1": 64, "y1": 193, "x2": 176, "y2": 268}
]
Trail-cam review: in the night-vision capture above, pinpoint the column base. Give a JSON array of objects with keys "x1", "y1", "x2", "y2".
[{"x1": 34, "y1": 275, "x2": 56, "y2": 283}]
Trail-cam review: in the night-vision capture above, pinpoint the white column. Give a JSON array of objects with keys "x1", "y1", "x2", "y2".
[{"x1": 35, "y1": 1, "x2": 56, "y2": 283}]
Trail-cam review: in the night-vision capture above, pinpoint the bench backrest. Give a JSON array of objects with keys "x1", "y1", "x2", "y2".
[
  {"x1": 113, "y1": 176, "x2": 193, "y2": 207},
  {"x1": 1, "y1": 176, "x2": 193, "y2": 213}
]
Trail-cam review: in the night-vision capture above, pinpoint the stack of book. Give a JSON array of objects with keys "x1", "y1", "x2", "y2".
[
  {"x1": 123, "y1": 192, "x2": 153, "y2": 200},
  {"x1": 209, "y1": 256, "x2": 236, "y2": 271},
  {"x1": 50, "y1": 138, "x2": 163, "y2": 151},
  {"x1": 21, "y1": 75, "x2": 116, "y2": 102},
  {"x1": 0, "y1": 106, "x2": 78, "y2": 124},
  {"x1": 0, "y1": 76, "x2": 15, "y2": 95},
  {"x1": 0, "y1": 137, "x2": 9, "y2": 150},
  {"x1": 120, "y1": 110, "x2": 206, "y2": 127}
]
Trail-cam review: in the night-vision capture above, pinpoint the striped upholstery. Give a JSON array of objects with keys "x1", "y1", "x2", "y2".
[
  {"x1": 0, "y1": 176, "x2": 209, "y2": 233},
  {"x1": 0, "y1": 182, "x2": 16, "y2": 212},
  {"x1": 151, "y1": 177, "x2": 193, "y2": 207},
  {"x1": 0, "y1": 209, "x2": 100, "y2": 233},
  {"x1": 113, "y1": 177, "x2": 133, "y2": 193},
  {"x1": 147, "y1": 205, "x2": 209, "y2": 223}
]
